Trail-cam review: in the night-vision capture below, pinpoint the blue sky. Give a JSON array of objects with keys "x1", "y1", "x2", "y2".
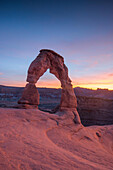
[{"x1": 0, "y1": 0, "x2": 113, "y2": 89}]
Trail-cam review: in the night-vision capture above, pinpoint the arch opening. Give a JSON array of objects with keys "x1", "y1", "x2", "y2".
[{"x1": 36, "y1": 69, "x2": 61, "y2": 113}]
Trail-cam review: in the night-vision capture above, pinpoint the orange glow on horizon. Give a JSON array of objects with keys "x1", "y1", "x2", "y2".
[
  {"x1": 1, "y1": 73, "x2": 113, "y2": 90},
  {"x1": 1, "y1": 81, "x2": 113, "y2": 90},
  {"x1": 73, "y1": 84, "x2": 113, "y2": 90}
]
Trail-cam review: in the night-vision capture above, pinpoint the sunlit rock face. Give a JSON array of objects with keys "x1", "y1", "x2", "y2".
[
  {"x1": 27, "y1": 51, "x2": 50, "y2": 83},
  {"x1": 18, "y1": 49, "x2": 80, "y2": 123},
  {"x1": 18, "y1": 83, "x2": 39, "y2": 106}
]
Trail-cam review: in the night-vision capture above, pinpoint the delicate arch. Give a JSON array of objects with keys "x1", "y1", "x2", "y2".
[{"x1": 18, "y1": 49, "x2": 77, "y2": 110}]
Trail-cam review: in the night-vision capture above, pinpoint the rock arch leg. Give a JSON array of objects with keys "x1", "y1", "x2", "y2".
[
  {"x1": 18, "y1": 83, "x2": 39, "y2": 108},
  {"x1": 60, "y1": 83, "x2": 77, "y2": 109},
  {"x1": 18, "y1": 51, "x2": 50, "y2": 108}
]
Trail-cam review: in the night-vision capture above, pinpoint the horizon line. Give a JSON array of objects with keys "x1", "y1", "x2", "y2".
[{"x1": 0, "y1": 84, "x2": 113, "y2": 91}]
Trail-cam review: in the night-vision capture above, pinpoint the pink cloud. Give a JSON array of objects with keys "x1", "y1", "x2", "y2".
[
  {"x1": 0, "y1": 72, "x2": 3, "y2": 75},
  {"x1": 109, "y1": 73, "x2": 113, "y2": 77},
  {"x1": 72, "y1": 72, "x2": 113, "y2": 86},
  {"x1": 89, "y1": 53, "x2": 113, "y2": 63},
  {"x1": 70, "y1": 58, "x2": 98, "y2": 69}
]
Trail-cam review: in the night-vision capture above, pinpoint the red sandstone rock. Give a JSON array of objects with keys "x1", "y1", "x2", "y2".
[
  {"x1": 18, "y1": 49, "x2": 81, "y2": 123},
  {"x1": 18, "y1": 83, "x2": 39, "y2": 106},
  {"x1": 27, "y1": 49, "x2": 77, "y2": 108},
  {"x1": 0, "y1": 108, "x2": 113, "y2": 170}
]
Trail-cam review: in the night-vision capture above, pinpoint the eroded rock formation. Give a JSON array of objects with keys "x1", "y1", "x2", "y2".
[
  {"x1": 18, "y1": 49, "x2": 81, "y2": 123},
  {"x1": 18, "y1": 83, "x2": 39, "y2": 108}
]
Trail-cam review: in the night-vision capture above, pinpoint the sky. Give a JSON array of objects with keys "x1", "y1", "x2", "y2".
[{"x1": 0, "y1": 0, "x2": 113, "y2": 89}]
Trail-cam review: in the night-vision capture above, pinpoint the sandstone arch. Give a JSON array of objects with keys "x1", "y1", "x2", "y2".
[{"x1": 18, "y1": 49, "x2": 81, "y2": 123}]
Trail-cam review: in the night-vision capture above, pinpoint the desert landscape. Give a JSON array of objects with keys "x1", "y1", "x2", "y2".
[
  {"x1": 0, "y1": 85, "x2": 113, "y2": 126},
  {"x1": 0, "y1": 49, "x2": 113, "y2": 169},
  {"x1": 0, "y1": 0, "x2": 113, "y2": 169}
]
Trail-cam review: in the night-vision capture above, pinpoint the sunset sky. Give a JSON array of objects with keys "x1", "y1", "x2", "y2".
[{"x1": 0, "y1": 0, "x2": 113, "y2": 89}]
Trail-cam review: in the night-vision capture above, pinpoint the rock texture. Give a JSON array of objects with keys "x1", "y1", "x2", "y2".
[
  {"x1": 0, "y1": 108, "x2": 113, "y2": 170},
  {"x1": 77, "y1": 96, "x2": 113, "y2": 126},
  {"x1": 18, "y1": 83, "x2": 39, "y2": 107},
  {"x1": 18, "y1": 49, "x2": 80, "y2": 123}
]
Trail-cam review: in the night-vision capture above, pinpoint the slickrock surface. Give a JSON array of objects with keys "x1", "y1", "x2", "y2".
[{"x1": 0, "y1": 108, "x2": 113, "y2": 170}]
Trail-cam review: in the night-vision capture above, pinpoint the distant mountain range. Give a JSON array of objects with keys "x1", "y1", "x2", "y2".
[
  {"x1": 0, "y1": 84, "x2": 113, "y2": 100},
  {"x1": 74, "y1": 87, "x2": 113, "y2": 99}
]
